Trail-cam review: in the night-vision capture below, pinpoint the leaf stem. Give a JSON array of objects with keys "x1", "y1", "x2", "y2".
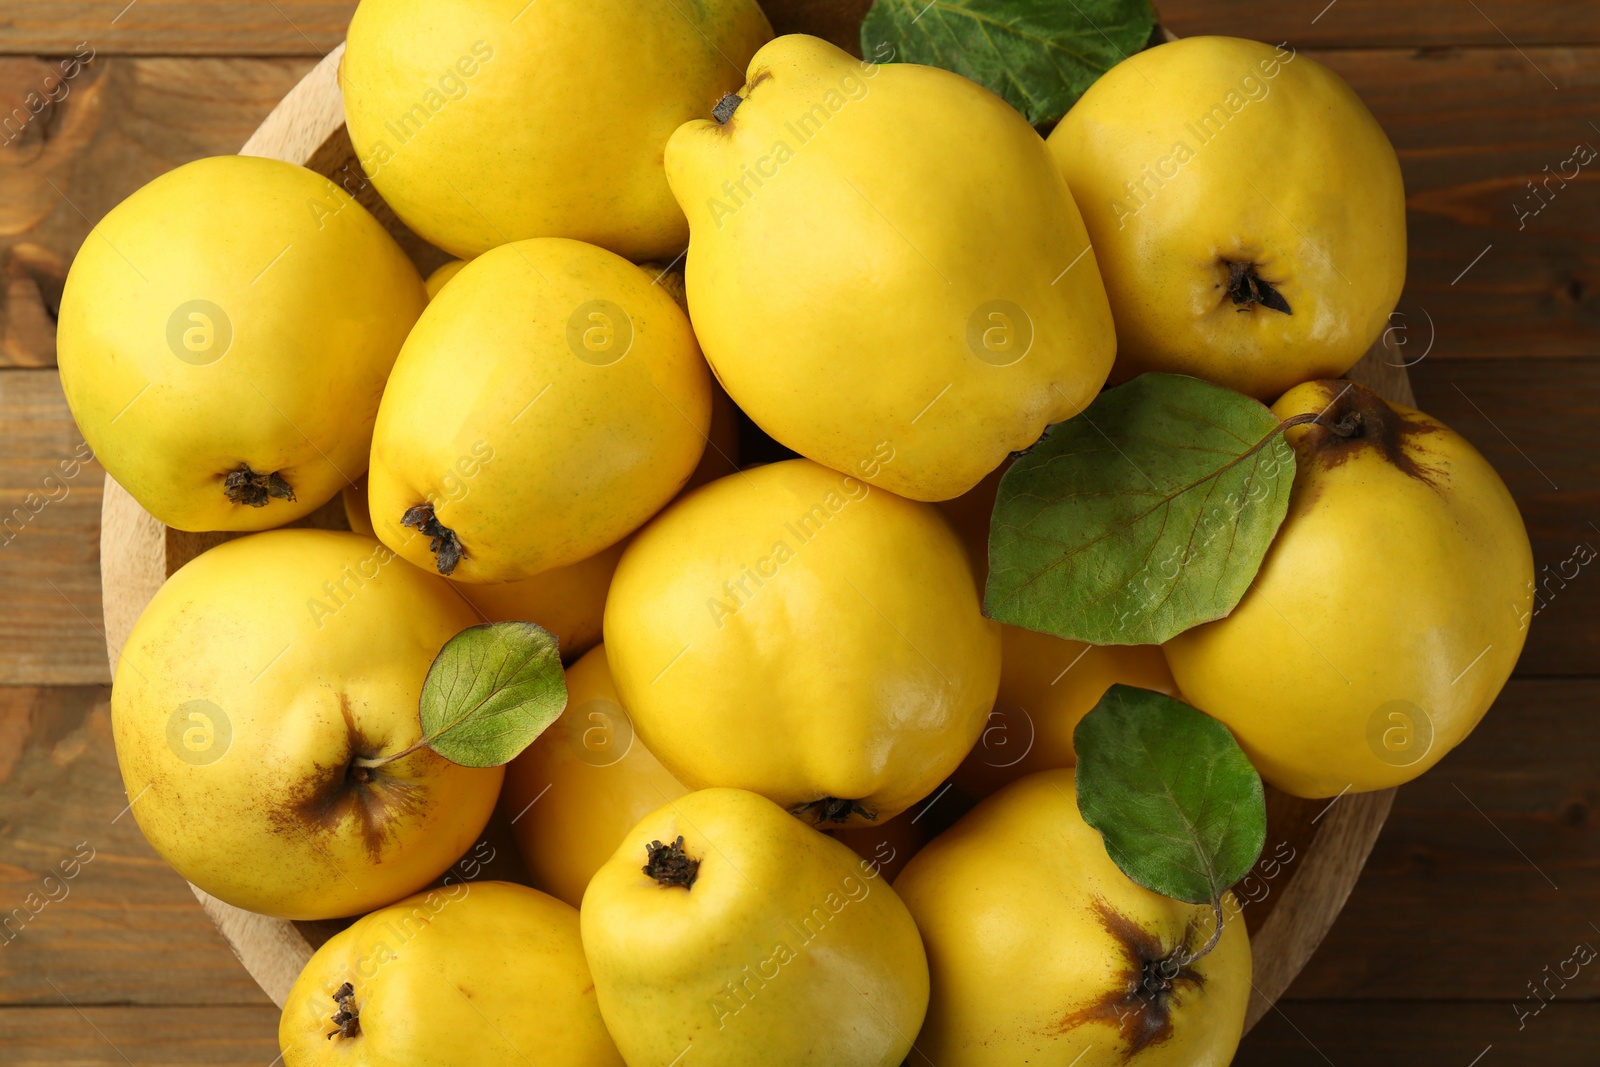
[
  {"x1": 1173, "y1": 895, "x2": 1226, "y2": 969},
  {"x1": 1278, "y1": 408, "x2": 1362, "y2": 438},
  {"x1": 1276, "y1": 411, "x2": 1323, "y2": 431},
  {"x1": 350, "y1": 738, "x2": 427, "y2": 771}
]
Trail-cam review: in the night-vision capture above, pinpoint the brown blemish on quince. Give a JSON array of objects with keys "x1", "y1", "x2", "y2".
[
  {"x1": 1051, "y1": 900, "x2": 1206, "y2": 1060},
  {"x1": 1290, "y1": 380, "x2": 1444, "y2": 488},
  {"x1": 268, "y1": 693, "x2": 431, "y2": 863}
]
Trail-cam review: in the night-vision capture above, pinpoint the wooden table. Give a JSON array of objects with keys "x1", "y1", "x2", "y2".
[{"x1": 1, "y1": 2, "x2": 1596, "y2": 1062}]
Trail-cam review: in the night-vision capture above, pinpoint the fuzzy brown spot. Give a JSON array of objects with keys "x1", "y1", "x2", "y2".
[
  {"x1": 1051, "y1": 900, "x2": 1205, "y2": 1060},
  {"x1": 270, "y1": 726, "x2": 432, "y2": 864},
  {"x1": 1291, "y1": 380, "x2": 1444, "y2": 486}
]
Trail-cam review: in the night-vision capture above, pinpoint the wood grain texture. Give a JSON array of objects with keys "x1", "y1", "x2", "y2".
[
  {"x1": 0, "y1": 56, "x2": 315, "y2": 368},
  {"x1": 10, "y1": 0, "x2": 1600, "y2": 56},
  {"x1": 0, "y1": 372, "x2": 105, "y2": 684},
  {"x1": 0, "y1": 686, "x2": 273, "y2": 1006},
  {"x1": 0, "y1": 0, "x2": 864, "y2": 57},
  {"x1": 1244, "y1": 789, "x2": 1397, "y2": 1027},
  {"x1": 1260, "y1": 678, "x2": 1599, "y2": 1002},
  {"x1": 1408, "y1": 358, "x2": 1600, "y2": 676},
  {"x1": 1239, "y1": 1002, "x2": 1599, "y2": 1065},
  {"x1": 0, "y1": 1, "x2": 350, "y2": 56},
  {"x1": 1158, "y1": 0, "x2": 1600, "y2": 48},
  {"x1": 1318, "y1": 46, "x2": 1600, "y2": 361},
  {"x1": 0, "y1": 1005, "x2": 280, "y2": 1066}
]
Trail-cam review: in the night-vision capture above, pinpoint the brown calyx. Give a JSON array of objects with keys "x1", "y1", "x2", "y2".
[
  {"x1": 222, "y1": 464, "x2": 295, "y2": 507},
  {"x1": 1285, "y1": 379, "x2": 1442, "y2": 486},
  {"x1": 401, "y1": 503, "x2": 464, "y2": 575},
  {"x1": 327, "y1": 981, "x2": 360, "y2": 1040},
  {"x1": 1223, "y1": 260, "x2": 1292, "y2": 315},
  {"x1": 643, "y1": 836, "x2": 700, "y2": 889},
  {"x1": 791, "y1": 797, "x2": 878, "y2": 825},
  {"x1": 1054, "y1": 900, "x2": 1206, "y2": 1058}
]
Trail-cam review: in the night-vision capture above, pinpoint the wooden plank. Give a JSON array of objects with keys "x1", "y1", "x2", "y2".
[
  {"x1": 1277, "y1": 678, "x2": 1600, "y2": 1001},
  {"x1": 1408, "y1": 358, "x2": 1600, "y2": 677},
  {"x1": 0, "y1": 56, "x2": 315, "y2": 367},
  {"x1": 1318, "y1": 46, "x2": 1600, "y2": 362},
  {"x1": 0, "y1": 687, "x2": 275, "y2": 1005},
  {"x1": 1237, "y1": 1001, "x2": 1598, "y2": 1065},
  {"x1": 0, "y1": 0, "x2": 867, "y2": 58},
  {"x1": 0, "y1": 372, "x2": 108, "y2": 685},
  {"x1": 1160, "y1": 0, "x2": 1600, "y2": 49},
  {"x1": 0, "y1": 1005, "x2": 279, "y2": 1066},
  {"x1": 0, "y1": 2, "x2": 350, "y2": 56},
  {"x1": 0, "y1": 0, "x2": 872, "y2": 59}
]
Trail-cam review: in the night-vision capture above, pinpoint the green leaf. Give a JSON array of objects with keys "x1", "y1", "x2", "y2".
[
  {"x1": 985, "y1": 373, "x2": 1295, "y2": 646},
  {"x1": 418, "y1": 621, "x2": 567, "y2": 768},
  {"x1": 859, "y1": 0, "x2": 1155, "y2": 126},
  {"x1": 1074, "y1": 684, "x2": 1265, "y2": 904}
]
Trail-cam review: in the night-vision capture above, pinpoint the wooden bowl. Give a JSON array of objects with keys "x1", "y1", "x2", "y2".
[{"x1": 98, "y1": 8, "x2": 1411, "y2": 1035}]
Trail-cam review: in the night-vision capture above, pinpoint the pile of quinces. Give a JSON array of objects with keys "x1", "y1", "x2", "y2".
[{"x1": 57, "y1": 1, "x2": 1532, "y2": 1065}]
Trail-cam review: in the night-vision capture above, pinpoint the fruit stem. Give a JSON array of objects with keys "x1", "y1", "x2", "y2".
[{"x1": 712, "y1": 92, "x2": 743, "y2": 124}]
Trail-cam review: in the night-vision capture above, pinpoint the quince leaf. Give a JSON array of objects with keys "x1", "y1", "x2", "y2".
[
  {"x1": 1075, "y1": 684, "x2": 1265, "y2": 905},
  {"x1": 859, "y1": 0, "x2": 1156, "y2": 127},
  {"x1": 984, "y1": 373, "x2": 1294, "y2": 646},
  {"x1": 418, "y1": 621, "x2": 567, "y2": 768}
]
